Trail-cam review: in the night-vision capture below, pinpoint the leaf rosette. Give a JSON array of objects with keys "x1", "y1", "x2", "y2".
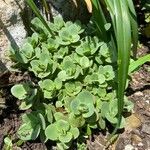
[
  {"x1": 45, "y1": 119, "x2": 79, "y2": 144},
  {"x1": 70, "y1": 91, "x2": 95, "y2": 118}
]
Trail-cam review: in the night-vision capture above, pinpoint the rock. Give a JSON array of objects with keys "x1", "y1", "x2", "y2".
[
  {"x1": 0, "y1": 0, "x2": 25, "y2": 27},
  {"x1": 0, "y1": 0, "x2": 27, "y2": 45},
  {"x1": 141, "y1": 122, "x2": 150, "y2": 135},
  {"x1": 0, "y1": 0, "x2": 27, "y2": 69},
  {"x1": 124, "y1": 144, "x2": 134, "y2": 150},
  {"x1": 7, "y1": 23, "x2": 27, "y2": 47},
  {"x1": 137, "y1": 142, "x2": 143, "y2": 147},
  {"x1": 134, "y1": 91, "x2": 144, "y2": 97}
]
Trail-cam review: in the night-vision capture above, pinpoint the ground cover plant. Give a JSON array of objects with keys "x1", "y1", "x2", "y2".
[
  {"x1": 7, "y1": 0, "x2": 150, "y2": 149},
  {"x1": 9, "y1": 15, "x2": 135, "y2": 149}
]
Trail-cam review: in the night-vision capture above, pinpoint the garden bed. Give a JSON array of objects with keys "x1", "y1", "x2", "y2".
[
  {"x1": 0, "y1": 0, "x2": 150, "y2": 150},
  {"x1": 0, "y1": 44, "x2": 149, "y2": 150}
]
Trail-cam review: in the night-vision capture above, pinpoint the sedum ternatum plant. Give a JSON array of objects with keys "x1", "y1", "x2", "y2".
[{"x1": 10, "y1": 16, "x2": 133, "y2": 149}]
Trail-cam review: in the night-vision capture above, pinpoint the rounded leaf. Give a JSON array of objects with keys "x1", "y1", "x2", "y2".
[
  {"x1": 54, "y1": 112, "x2": 66, "y2": 121},
  {"x1": 80, "y1": 56, "x2": 90, "y2": 68},
  {"x1": 11, "y1": 84, "x2": 27, "y2": 99},
  {"x1": 45, "y1": 124, "x2": 59, "y2": 141},
  {"x1": 19, "y1": 101, "x2": 32, "y2": 110},
  {"x1": 54, "y1": 78, "x2": 62, "y2": 90},
  {"x1": 56, "y1": 120, "x2": 70, "y2": 132},
  {"x1": 82, "y1": 104, "x2": 95, "y2": 118},
  {"x1": 58, "y1": 71, "x2": 68, "y2": 81},
  {"x1": 59, "y1": 132, "x2": 72, "y2": 143},
  {"x1": 39, "y1": 79, "x2": 54, "y2": 91},
  {"x1": 98, "y1": 115, "x2": 106, "y2": 130},
  {"x1": 98, "y1": 74, "x2": 106, "y2": 84},
  {"x1": 44, "y1": 91, "x2": 52, "y2": 99},
  {"x1": 70, "y1": 127, "x2": 79, "y2": 139},
  {"x1": 69, "y1": 113, "x2": 85, "y2": 127},
  {"x1": 21, "y1": 43, "x2": 34, "y2": 59},
  {"x1": 17, "y1": 122, "x2": 41, "y2": 141},
  {"x1": 70, "y1": 99, "x2": 80, "y2": 115},
  {"x1": 76, "y1": 90, "x2": 93, "y2": 105}
]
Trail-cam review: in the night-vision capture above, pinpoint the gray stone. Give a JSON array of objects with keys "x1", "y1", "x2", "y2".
[
  {"x1": 0, "y1": 0, "x2": 27, "y2": 69},
  {"x1": 124, "y1": 144, "x2": 134, "y2": 150},
  {"x1": 7, "y1": 23, "x2": 27, "y2": 47},
  {"x1": 0, "y1": 0, "x2": 25, "y2": 27},
  {"x1": 142, "y1": 122, "x2": 150, "y2": 135}
]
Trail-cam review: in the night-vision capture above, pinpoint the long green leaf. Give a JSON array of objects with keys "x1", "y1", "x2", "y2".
[
  {"x1": 101, "y1": 0, "x2": 134, "y2": 140},
  {"x1": 109, "y1": 0, "x2": 131, "y2": 138},
  {"x1": 26, "y1": 0, "x2": 54, "y2": 36},
  {"x1": 127, "y1": 0, "x2": 138, "y2": 58},
  {"x1": 92, "y1": 0, "x2": 117, "y2": 62},
  {"x1": 92, "y1": 0, "x2": 108, "y2": 42},
  {"x1": 129, "y1": 54, "x2": 150, "y2": 74}
]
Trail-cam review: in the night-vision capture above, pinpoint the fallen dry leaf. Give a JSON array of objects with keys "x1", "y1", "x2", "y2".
[
  {"x1": 131, "y1": 134, "x2": 142, "y2": 145},
  {"x1": 125, "y1": 114, "x2": 142, "y2": 130},
  {"x1": 84, "y1": 0, "x2": 92, "y2": 13}
]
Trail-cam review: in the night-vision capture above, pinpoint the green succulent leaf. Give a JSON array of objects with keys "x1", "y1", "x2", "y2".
[
  {"x1": 65, "y1": 81, "x2": 82, "y2": 96},
  {"x1": 69, "y1": 113, "x2": 85, "y2": 127},
  {"x1": 11, "y1": 84, "x2": 28, "y2": 100},
  {"x1": 103, "y1": 65, "x2": 115, "y2": 81},
  {"x1": 54, "y1": 112, "x2": 67, "y2": 121},
  {"x1": 44, "y1": 104, "x2": 54, "y2": 123},
  {"x1": 69, "y1": 127, "x2": 79, "y2": 139},
  {"x1": 54, "y1": 78, "x2": 62, "y2": 90},
  {"x1": 21, "y1": 43, "x2": 34, "y2": 59},
  {"x1": 17, "y1": 122, "x2": 41, "y2": 141},
  {"x1": 58, "y1": 70, "x2": 68, "y2": 81},
  {"x1": 76, "y1": 36, "x2": 103, "y2": 56},
  {"x1": 17, "y1": 112, "x2": 41, "y2": 140},
  {"x1": 19, "y1": 101, "x2": 33, "y2": 110},
  {"x1": 45, "y1": 124, "x2": 59, "y2": 141},
  {"x1": 58, "y1": 24, "x2": 81, "y2": 45},
  {"x1": 59, "y1": 132, "x2": 72, "y2": 143},
  {"x1": 38, "y1": 113, "x2": 46, "y2": 130},
  {"x1": 49, "y1": 16, "x2": 64, "y2": 32},
  {"x1": 39, "y1": 79, "x2": 55, "y2": 91},
  {"x1": 98, "y1": 114, "x2": 106, "y2": 129},
  {"x1": 71, "y1": 91, "x2": 95, "y2": 118},
  {"x1": 56, "y1": 120, "x2": 70, "y2": 132},
  {"x1": 80, "y1": 56, "x2": 90, "y2": 68}
]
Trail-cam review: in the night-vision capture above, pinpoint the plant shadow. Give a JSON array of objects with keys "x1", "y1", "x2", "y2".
[
  {"x1": 47, "y1": 0, "x2": 92, "y2": 23},
  {"x1": 0, "y1": 18, "x2": 19, "y2": 51}
]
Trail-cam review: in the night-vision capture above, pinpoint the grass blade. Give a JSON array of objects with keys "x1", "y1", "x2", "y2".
[
  {"x1": 116, "y1": 0, "x2": 131, "y2": 128},
  {"x1": 104, "y1": 0, "x2": 132, "y2": 140},
  {"x1": 26, "y1": 0, "x2": 54, "y2": 36},
  {"x1": 127, "y1": 0, "x2": 138, "y2": 58},
  {"x1": 129, "y1": 54, "x2": 150, "y2": 74},
  {"x1": 92, "y1": 0, "x2": 108, "y2": 42}
]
